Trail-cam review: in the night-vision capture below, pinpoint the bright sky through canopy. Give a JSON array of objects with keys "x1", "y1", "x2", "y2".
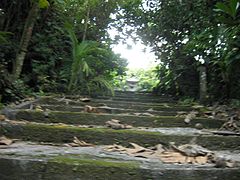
[
  {"x1": 108, "y1": 29, "x2": 158, "y2": 70},
  {"x1": 111, "y1": 42, "x2": 157, "y2": 69}
]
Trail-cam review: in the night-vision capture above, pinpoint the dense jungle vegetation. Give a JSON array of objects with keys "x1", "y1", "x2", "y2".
[{"x1": 0, "y1": 0, "x2": 239, "y2": 103}]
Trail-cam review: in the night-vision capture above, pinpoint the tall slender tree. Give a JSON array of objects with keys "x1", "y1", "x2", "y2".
[{"x1": 12, "y1": 0, "x2": 49, "y2": 81}]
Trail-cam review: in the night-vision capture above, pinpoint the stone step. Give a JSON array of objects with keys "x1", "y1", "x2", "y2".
[
  {"x1": 113, "y1": 91, "x2": 171, "y2": 99},
  {"x1": 10, "y1": 110, "x2": 222, "y2": 129},
  {"x1": 0, "y1": 142, "x2": 240, "y2": 180},
  {"x1": 36, "y1": 97, "x2": 193, "y2": 111},
  {"x1": 35, "y1": 104, "x2": 180, "y2": 116},
  {"x1": 7, "y1": 99, "x2": 192, "y2": 116},
  {"x1": 114, "y1": 90, "x2": 154, "y2": 96},
  {"x1": 68, "y1": 93, "x2": 174, "y2": 102},
  {"x1": 1, "y1": 120, "x2": 239, "y2": 150},
  {"x1": 94, "y1": 96, "x2": 175, "y2": 103},
  {"x1": 92, "y1": 101, "x2": 192, "y2": 111}
]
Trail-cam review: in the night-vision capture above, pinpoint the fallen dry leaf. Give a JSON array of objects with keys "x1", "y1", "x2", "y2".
[
  {"x1": 35, "y1": 105, "x2": 44, "y2": 112},
  {"x1": 163, "y1": 103, "x2": 170, "y2": 108},
  {"x1": 104, "y1": 144, "x2": 127, "y2": 152},
  {"x1": 195, "y1": 123, "x2": 203, "y2": 130},
  {"x1": 192, "y1": 105, "x2": 204, "y2": 109},
  {"x1": 80, "y1": 98, "x2": 91, "y2": 102},
  {"x1": 128, "y1": 143, "x2": 151, "y2": 154},
  {"x1": 155, "y1": 144, "x2": 165, "y2": 154},
  {"x1": 105, "y1": 119, "x2": 133, "y2": 129},
  {"x1": 0, "y1": 136, "x2": 13, "y2": 146},
  {"x1": 176, "y1": 111, "x2": 187, "y2": 117},
  {"x1": 146, "y1": 108, "x2": 154, "y2": 112},
  {"x1": 84, "y1": 105, "x2": 97, "y2": 113},
  {"x1": 219, "y1": 119, "x2": 240, "y2": 133},
  {"x1": 104, "y1": 143, "x2": 154, "y2": 158},
  {"x1": 104, "y1": 142, "x2": 213, "y2": 165},
  {"x1": 159, "y1": 151, "x2": 208, "y2": 164},
  {"x1": 134, "y1": 113, "x2": 154, "y2": 117},
  {"x1": 66, "y1": 137, "x2": 94, "y2": 147},
  {"x1": 0, "y1": 115, "x2": 6, "y2": 121},
  {"x1": 159, "y1": 152, "x2": 187, "y2": 163},
  {"x1": 184, "y1": 111, "x2": 198, "y2": 124}
]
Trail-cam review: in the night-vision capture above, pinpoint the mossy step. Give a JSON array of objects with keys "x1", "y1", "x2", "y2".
[
  {"x1": 92, "y1": 98, "x2": 178, "y2": 106},
  {"x1": 112, "y1": 92, "x2": 173, "y2": 100},
  {"x1": 0, "y1": 142, "x2": 240, "y2": 180},
  {"x1": 1, "y1": 120, "x2": 239, "y2": 150},
  {"x1": 67, "y1": 93, "x2": 173, "y2": 101},
  {"x1": 114, "y1": 91, "x2": 165, "y2": 97},
  {"x1": 37, "y1": 97, "x2": 192, "y2": 111},
  {"x1": 1, "y1": 155, "x2": 240, "y2": 180},
  {"x1": 33, "y1": 104, "x2": 179, "y2": 116},
  {"x1": 94, "y1": 96, "x2": 175, "y2": 103},
  {"x1": 13, "y1": 110, "x2": 222, "y2": 128},
  {"x1": 0, "y1": 152, "x2": 142, "y2": 179}
]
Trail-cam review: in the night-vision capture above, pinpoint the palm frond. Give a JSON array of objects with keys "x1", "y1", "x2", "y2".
[
  {"x1": 91, "y1": 76, "x2": 114, "y2": 96},
  {"x1": 0, "y1": 31, "x2": 13, "y2": 44}
]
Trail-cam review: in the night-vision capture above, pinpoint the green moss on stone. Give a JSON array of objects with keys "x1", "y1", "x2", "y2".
[
  {"x1": 51, "y1": 155, "x2": 139, "y2": 169},
  {"x1": 1, "y1": 121, "x2": 240, "y2": 150},
  {"x1": 16, "y1": 110, "x2": 223, "y2": 128}
]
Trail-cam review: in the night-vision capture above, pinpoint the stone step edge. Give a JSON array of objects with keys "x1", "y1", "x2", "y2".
[
  {"x1": 0, "y1": 120, "x2": 239, "y2": 150},
  {"x1": 38, "y1": 97, "x2": 186, "y2": 108},
  {"x1": 0, "y1": 148, "x2": 240, "y2": 180},
  {"x1": 1, "y1": 157, "x2": 239, "y2": 180},
  {"x1": 34, "y1": 104, "x2": 180, "y2": 116},
  {"x1": 9, "y1": 110, "x2": 223, "y2": 129}
]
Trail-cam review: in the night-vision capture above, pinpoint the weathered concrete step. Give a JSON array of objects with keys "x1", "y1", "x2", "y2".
[
  {"x1": 115, "y1": 90, "x2": 152, "y2": 95},
  {"x1": 11, "y1": 110, "x2": 222, "y2": 128},
  {"x1": 113, "y1": 91, "x2": 170, "y2": 98},
  {"x1": 36, "y1": 104, "x2": 179, "y2": 116},
  {"x1": 0, "y1": 142, "x2": 240, "y2": 180},
  {"x1": 6, "y1": 100, "x2": 189, "y2": 116},
  {"x1": 68, "y1": 93, "x2": 174, "y2": 102},
  {"x1": 94, "y1": 96, "x2": 175, "y2": 103},
  {"x1": 1, "y1": 120, "x2": 239, "y2": 150},
  {"x1": 37, "y1": 97, "x2": 193, "y2": 111},
  {"x1": 92, "y1": 103, "x2": 191, "y2": 112}
]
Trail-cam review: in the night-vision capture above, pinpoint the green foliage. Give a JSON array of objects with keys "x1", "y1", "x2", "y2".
[
  {"x1": 38, "y1": 0, "x2": 50, "y2": 9},
  {"x1": 0, "y1": 78, "x2": 29, "y2": 103},
  {"x1": 178, "y1": 97, "x2": 196, "y2": 106},
  {"x1": 66, "y1": 24, "x2": 108, "y2": 93},
  {"x1": 0, "y1": 102, "x2": 4, "y2": 110},
  {"x1": 0, "y1": 31, "x2": 13, "y2": 44},
  {"x1": 0, "y1": 0, "x2": 128, "y2": 101},
  {"x1": 113, "y1": 67, "x2": 159, "y2": 92},
  {"x1": 230, "y1": 99, "x2": 240, "y2": 107},
  {"x1": 131, "y1": 68, "x2": 159, "y2": 91},
  {"x1": 183, "y1": 0, "x2": 240, "y2": 100},
  {"x1": 215, "y1": 0, "x2": 240, "y2": 19},
  {"x1": 154, "y1": 65, "x2": 177, "y2": 95},
  {"x1": 0, "y1": 0, "x2": 239, "y2": 103},
  {"x1": 89, "y1": 76, "x2": 115, "y2": 96}
]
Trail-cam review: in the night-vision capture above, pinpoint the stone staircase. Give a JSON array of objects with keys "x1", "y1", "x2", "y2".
[{"x1": 0, "y1": 91, "x2": 240, "y2": 179}]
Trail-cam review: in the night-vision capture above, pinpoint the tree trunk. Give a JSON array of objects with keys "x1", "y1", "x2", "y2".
[
  {"x1": 12, "y1": 2, "x2": 39, "y2": 81},
  {"x1": 199, "y1": 66, "x2": 207, "y2": 104},
  {"x1": 82, "y1": 6, "x2": 90, "y2": 42}
]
